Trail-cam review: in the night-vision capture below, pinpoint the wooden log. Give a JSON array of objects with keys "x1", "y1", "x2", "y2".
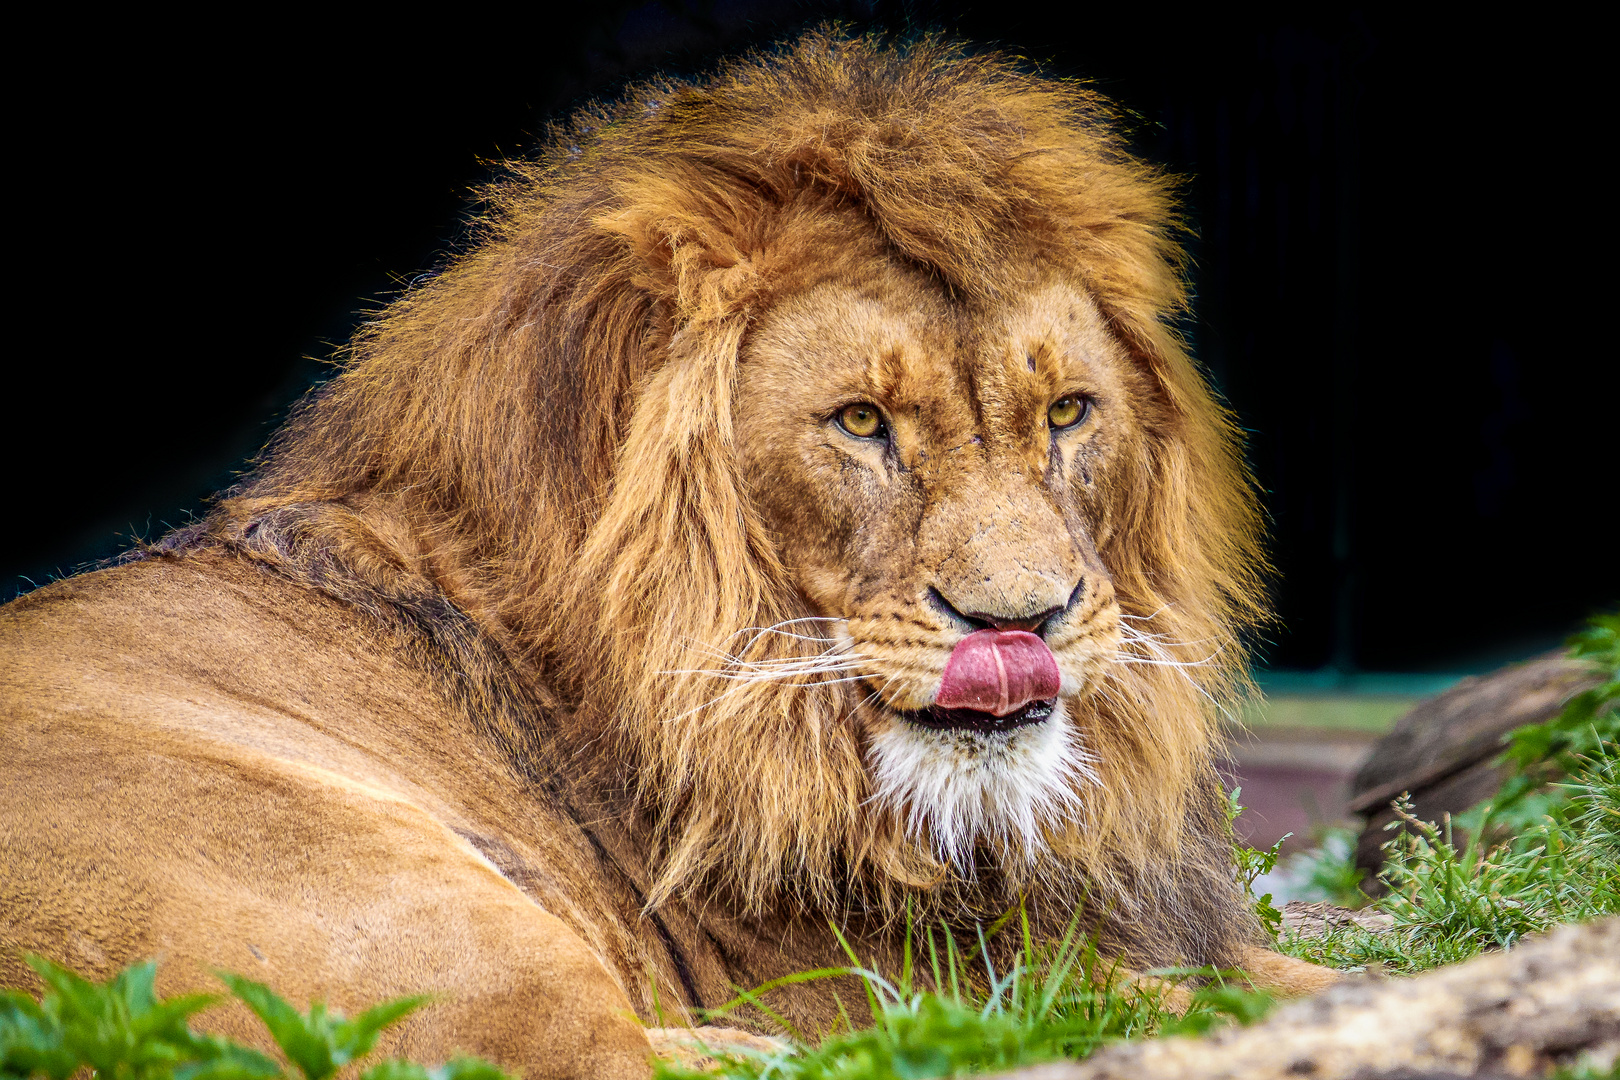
[
  {"x1": 1348, "y1": 651, "x2": 1600, "y2": 885},
  {"x1": 992, "y1": 917, "x2": 1620, "y2": 1080}
]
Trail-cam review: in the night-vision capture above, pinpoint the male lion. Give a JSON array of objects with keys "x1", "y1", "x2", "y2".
[{"x1": 1, "y1": 31, "x2": 1335, "y2": 1078}]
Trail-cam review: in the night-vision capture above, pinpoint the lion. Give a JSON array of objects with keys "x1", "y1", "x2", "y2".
[{"x1": 0, "y1": 30, "x2": 1336, "y2": 1079}]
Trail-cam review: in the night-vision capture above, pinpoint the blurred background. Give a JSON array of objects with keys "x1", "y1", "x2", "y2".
[{"x1": 9, "y1": 4, "x2": 1612, "y2": 854}]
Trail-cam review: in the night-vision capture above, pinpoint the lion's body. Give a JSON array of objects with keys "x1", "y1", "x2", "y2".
[
  {"x1": 1, "y1": 32, "x2": 1336, "y2": 1078},
  {"x1": 0, "y1": 553, "x2": 896, "y2": 1074}
]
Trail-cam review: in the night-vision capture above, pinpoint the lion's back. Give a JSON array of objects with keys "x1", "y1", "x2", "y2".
[
  {"x1": 2, "y1": 554, "x2": 429, "y2": 754},
  {"x1": 0, "y1": 553, "x2": 524, "y2": 812}
]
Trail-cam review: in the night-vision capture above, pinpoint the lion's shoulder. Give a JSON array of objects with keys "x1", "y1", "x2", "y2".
[
  {"x1": 0, "y1": 553, "x2": 481, "y2": 800},
  {"x1": 3, "y1": 552, "x2": 404, "y2": 700}
]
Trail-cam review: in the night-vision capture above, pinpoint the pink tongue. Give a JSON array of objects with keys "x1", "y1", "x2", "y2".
[{"x1": 935, "y1": 629, "x2": 1062, "y2": 717}]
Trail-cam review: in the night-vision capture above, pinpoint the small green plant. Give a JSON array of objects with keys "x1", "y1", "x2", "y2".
[
  {"x1": 1, "y1": 958, "x2": 276, "y2": 1080},
  {"x1": 1227, "y1": 787, "x2": 1289, "y2": 940},
  {"x1": 1279, "y1": 827, "x2": 1368, "y2": 908},
  {"x1": 0, "y1": 956, "x2": 508, "y2": 1080},
  {"x1": 1279, "y1": 740, "x2": 1620, "y2": 974},
  {"x1": 1378, "y1": 799, "x2": 1556, "y2": 950}
]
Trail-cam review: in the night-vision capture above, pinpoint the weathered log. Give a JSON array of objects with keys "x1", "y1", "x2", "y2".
[
  {"x1": 1349, "y1": 651, "x2": 1600, "y2": 885},
  {"x1": 990, "y1": 917, "x2": 1620, "y2": 1080}
]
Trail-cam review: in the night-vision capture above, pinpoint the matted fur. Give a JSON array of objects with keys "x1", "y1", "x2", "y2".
[{"x1": 185, "y1": 32, "x2": 1261, "y2": 962}]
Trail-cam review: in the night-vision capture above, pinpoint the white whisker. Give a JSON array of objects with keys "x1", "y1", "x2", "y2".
[
  {"x1": 1111, "y1": 654, "x2": 1216, "y2": 669},
  {"x1": 666, "y1": 667, "x2": 870, "y2": 684},
  {"x1": 716, "y1": 616, "x2": 845, "y2": 660},
  {"x1": 659, "y1": 617, "x2": 871, "y2": 724}
]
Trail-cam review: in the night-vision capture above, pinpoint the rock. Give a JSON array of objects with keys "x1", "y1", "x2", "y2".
[
  {"x1": 1348, "y1": 652, "x2": 1600, "y2": 887},
  {"x1": 647, "y1": 1026, "x2": 790, "y2": 1072},
  {"x1": 986, "y1": 917, "x2": 1620, "y2": 1080},
  {"x1": 1281, "y1": 900, "x2": 1395, "y2": 939}
]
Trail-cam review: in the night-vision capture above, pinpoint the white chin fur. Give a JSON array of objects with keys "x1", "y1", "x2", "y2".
[{"x1": 868, "y1": 700, "x2": 1096, "y2": 867}]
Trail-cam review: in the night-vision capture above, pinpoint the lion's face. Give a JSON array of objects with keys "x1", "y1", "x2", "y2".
[{"x1": 735, "y1": 257, "x2": 1151, "y2": 862}]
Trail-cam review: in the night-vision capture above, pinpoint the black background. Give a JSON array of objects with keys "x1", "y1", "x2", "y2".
[{"x1": 8, "y1": 4, "x2": 1613, "y2": 674}]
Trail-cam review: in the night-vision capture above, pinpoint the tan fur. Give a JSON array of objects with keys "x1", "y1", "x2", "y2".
[{"x1": 0, "y1": 31, "x2": 1333, "y2": 1078}]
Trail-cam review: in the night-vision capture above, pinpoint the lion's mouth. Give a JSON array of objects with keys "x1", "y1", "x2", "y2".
[{"x1": 897, "y1": 699, "x2": 1056, "y2": 733}]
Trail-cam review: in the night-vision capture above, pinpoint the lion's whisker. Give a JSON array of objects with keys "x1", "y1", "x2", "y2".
[
  {"x1": 667, "y1": 667, "x2": 874, "y2": 726},
  {"x1": 681, "y1": 631, "x2": 854, "y2": 665},
  {"x1": 664, "y1": 664, "x2": 869, "y2": 682},
  {"x1": 1115, "y1": 620, "x2": 1216, "y2": 646},
  {"x1": 1117, "y1": 605, "x2": 1174, "y2": 624},
  {"x1": 669, "y1": 644, "x2": 865, "y2": 672},
  {"x1": 1117, "y1": 632, "x2": 1221, "y2": 653},
  {"x1": 1111, "y1": 654, "x2": 1217, "y2": 670},
  {"x1": 1100, "y1": 615, "x2": 1246, "y2": 730},
  {"x1": 1107, "y1": 645, "x2": 1238, "y2": 727},
  {"x1": 673, "y1": 654, "x2": 864, "y2": 671},
  {"x1": 718, "y1": 616, "x2": 846, "y2": 660},
  {"x1": 660, "y1": 636, "x2": 874, "y2": 723},
  {"x1": 1113, "y1": 621, "x2": 1223, "y2": 668},
  {"x1": 676, "y1": 649, "x2": 854, "y2": 672}
]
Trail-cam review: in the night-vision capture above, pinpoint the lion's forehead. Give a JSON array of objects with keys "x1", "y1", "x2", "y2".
[{"x1": 746, "y1": 274, "x2": 1131, "y2": 439}]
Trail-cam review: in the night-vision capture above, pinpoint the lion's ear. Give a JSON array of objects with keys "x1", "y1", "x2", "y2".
[{"x1": 595, "y1": 170, "x2": 771, "y2": 326}]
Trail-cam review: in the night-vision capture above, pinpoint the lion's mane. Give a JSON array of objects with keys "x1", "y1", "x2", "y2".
[{"x1": 184, "y1": 31, "x2": 1266, "y2": 964}]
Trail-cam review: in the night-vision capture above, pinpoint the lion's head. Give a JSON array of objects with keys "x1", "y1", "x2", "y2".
[{"x1": 212, "y1": 31, "x2": 1264, "y2": 953}]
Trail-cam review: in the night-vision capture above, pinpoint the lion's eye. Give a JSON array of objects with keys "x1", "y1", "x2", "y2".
[
  {"x1": 837, "y1": 403, "x2": 886, "y2": 439},
  {"x1": 1048, "y1": 394, "x2": 1090, "y2": 431}
]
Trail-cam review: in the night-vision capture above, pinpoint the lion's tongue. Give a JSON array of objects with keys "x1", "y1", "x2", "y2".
[{"x1": 935, "y1": 630, "x2": 1061, "y2": 717}]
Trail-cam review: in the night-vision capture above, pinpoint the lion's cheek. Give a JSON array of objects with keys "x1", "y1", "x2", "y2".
[
  {"x1": 1051, "y1": 627, "x2": 1123, "y2": 702},
  {"x1": 790, "y1": 563, "x2": 863, "y2": 619}
]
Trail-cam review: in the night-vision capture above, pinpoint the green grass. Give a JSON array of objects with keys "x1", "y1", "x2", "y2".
[
  {"x1": 1276, "y1": 742, "x2": 1620, "y2": 974},
  {"x1": 652, "y1": 913, "x2": 1276, "y2": 1080},
  {"x1": 1, "y1": 959, "x2": 507, "y2": 1080},
  {"x1": 1273, "y1": 613, "x2": 1619, "y2": 975}
]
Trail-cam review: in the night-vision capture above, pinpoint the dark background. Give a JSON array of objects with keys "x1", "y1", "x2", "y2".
[{"x1": 8, "y1": 4, "x2": 1612, "y2": 674}]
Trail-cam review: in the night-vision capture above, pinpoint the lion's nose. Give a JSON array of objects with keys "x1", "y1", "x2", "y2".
[
  {"x1": 928, "y1": 585, "x2": 1072, "y2": 640},
  {"x1": 965, "y1": 605, "x2": 1065, "y2": 636}
]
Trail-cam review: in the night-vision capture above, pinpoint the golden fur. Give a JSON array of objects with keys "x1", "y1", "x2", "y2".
[{"x1": 1, "y1": 31, "x2": 1335, "y2": 1078}]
